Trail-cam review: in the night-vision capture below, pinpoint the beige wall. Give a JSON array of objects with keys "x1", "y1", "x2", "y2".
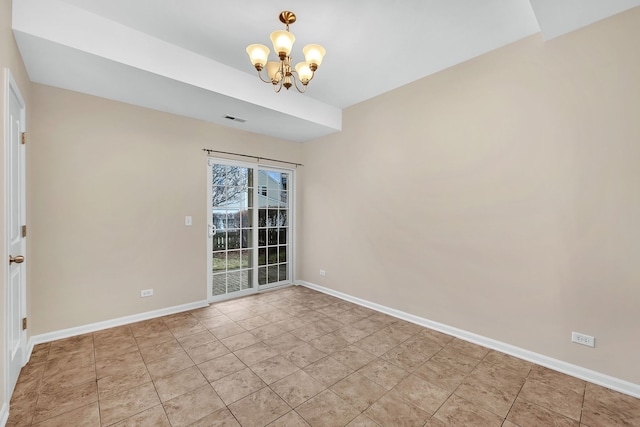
[
  {"x1": 301, "y1": 8, "x2": 640, "y2": 384},
  {"x1": 29, "y1": 84, "x2": 303, "y2": 334},
  {"x1": 1, "y1": 0, "x2": 31, "y2": 412}
]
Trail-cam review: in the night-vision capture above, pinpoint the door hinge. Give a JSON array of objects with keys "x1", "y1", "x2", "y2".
[
  {"x1": 21, "y1": 132, "x2": 27, "y2": 145},
  {"x1": 22, "y1": 318, "x2": 27, "y2": 330},
  {"x1": 22, "y1": 225, "x2": 27, "y2": 238}
]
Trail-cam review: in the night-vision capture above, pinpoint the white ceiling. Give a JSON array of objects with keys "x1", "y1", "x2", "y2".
[{"x1": 12, "y1": 0, "x2": 640, "y2": 142}]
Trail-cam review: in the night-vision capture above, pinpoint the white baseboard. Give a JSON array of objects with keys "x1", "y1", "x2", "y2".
[
  {"x1": 26, "y1": 300, "x2": 209, "y2": 361},
  {"x1": 297, "y1": 280, "x2": 640, "y2": 399}
]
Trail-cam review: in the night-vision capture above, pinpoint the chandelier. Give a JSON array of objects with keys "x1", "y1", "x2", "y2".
[{"x1": 246, "y1": 11, "x2": 326, "y2": 93}]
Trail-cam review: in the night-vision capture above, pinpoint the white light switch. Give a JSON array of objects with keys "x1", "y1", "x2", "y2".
[{"x1": 185, "y1": 216, "x2": 192, "y2": 226}]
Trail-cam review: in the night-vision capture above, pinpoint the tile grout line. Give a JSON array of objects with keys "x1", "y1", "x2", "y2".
[
  {"x1": 142, "y1": 320, "x2": 171, "y2": 427},
  {"x1": 92, "y1": 332, "x2": 102, "y2": 427},
  {"x1": 27, "y1": 344, "x2": 49, "y2": 427}
]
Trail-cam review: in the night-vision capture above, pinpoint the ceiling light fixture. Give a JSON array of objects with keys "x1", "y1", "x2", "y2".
[{"x1": 246, "y1": 11, "x2": 326, "y2": 93}]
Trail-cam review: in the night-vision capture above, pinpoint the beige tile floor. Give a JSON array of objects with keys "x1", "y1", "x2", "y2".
[{"x1": 7, "y1": 286, "x2": 640, "y2": 426}]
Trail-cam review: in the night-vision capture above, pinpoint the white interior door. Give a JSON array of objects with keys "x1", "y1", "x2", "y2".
[{"x1": 5, "y1": 69, "x2": 27, "y2": 397}]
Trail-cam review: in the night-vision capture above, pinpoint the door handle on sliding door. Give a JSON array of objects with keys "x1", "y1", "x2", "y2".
[{"x1": 208, "y1": 224, "x2": 217, "y2": 237}]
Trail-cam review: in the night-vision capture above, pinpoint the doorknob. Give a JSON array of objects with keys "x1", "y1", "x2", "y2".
[{"x1": 9, "y1": 255, "x2": 25, "y2": 265}]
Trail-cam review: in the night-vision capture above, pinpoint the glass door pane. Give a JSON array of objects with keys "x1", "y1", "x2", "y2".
[
  {"x1": 257, "y1": 169, "x2": 290, "y2": 288},
  {"x1": 210, "y1": 163, "x2": 254, "y2": 298}
]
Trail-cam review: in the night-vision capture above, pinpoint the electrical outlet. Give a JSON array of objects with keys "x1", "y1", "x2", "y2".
[
  {"x1": 571, "y1": 332, "x2": 595, "y2": 347},
  {"x1": 319, "y1": 269, "x2": 326, "y2": 276},
  {"x1": 140, "y1": 289, "x2": 154, "y2": 298}
]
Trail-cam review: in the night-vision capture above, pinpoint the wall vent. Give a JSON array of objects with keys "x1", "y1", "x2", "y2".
[{"x1": 224, "y1": 115, "x2": 246, "y2": 123}]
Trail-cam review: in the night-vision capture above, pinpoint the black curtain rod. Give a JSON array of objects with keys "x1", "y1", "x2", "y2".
[{"x1": 202, "y1": 149, "x2": 303, "y2": 167}]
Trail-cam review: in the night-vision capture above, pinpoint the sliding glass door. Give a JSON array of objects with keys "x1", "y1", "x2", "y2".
[
  {"x1": 257, "y1": 170, "x2": 290, "y2": 286},
  {"x1": 207, "y1": 158, "x2": 292, "y2": 301}
]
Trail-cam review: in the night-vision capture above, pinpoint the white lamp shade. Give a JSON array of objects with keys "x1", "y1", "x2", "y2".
[
  {"x1": 295, "y1": 62, "x2": 313, "y2": 83},
  {"x1": 246, "y1": 44, "x2": 270, "y2": 67},
  {"x1": 266, "y1": 61, "x2": 282, "y2": 82},
  {"x1": 270, "y1": 30, "x2": 295, "y2": 56},
  {"x1": 303, "y1": 44, "x2": 326, "y2": 67}
]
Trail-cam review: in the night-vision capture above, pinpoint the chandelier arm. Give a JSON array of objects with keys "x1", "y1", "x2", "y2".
[
  {"x1": 273, "y1": 78, "x2": 283, "y2": 93},
  {"x1": 256, "y1": 69, "x2": 273, "y2": 84},
  {"x1": 276, "y1": 66, "x2": 284, "y2": 81},
  {"x1": 274, "y1": 66, "x2": 286, "y2": 87},
  {"x1": 307, "y1": 70, "x2": 316, "y2": 83},
  {"x1": 290, "y1": 71, "x2": 307, "y2": 93}
]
